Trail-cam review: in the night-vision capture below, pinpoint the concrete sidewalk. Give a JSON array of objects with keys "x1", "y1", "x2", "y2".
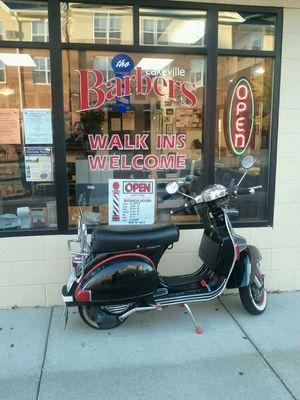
[{"x1": 0, "y1": 292, "x2": 299, "y2": 400}]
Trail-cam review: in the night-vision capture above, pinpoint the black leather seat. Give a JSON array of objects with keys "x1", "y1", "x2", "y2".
[{"x1": 91, "y1": 223, "x2": 179, "y2": 253}]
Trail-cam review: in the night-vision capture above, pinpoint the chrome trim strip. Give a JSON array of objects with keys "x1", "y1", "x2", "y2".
[{"x1": 62, "y1": 295, "x2": 73, "y2": 302}]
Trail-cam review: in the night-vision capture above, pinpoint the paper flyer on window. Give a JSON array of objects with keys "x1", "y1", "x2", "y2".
[
  {"x1": 23, "y1": 109, "x2": 53, "y2": 144},
  {"x1": 0, "y1": 108, "x2": 21, "y2": 144},
  {"x1": 24, "y1": 146, "x2": 53, "y2": 182},
  {"x1": 108, "y1": 179, "x2": 155, "y2": 225}
]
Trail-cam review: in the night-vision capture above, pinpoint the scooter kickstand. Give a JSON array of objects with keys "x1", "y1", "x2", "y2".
[{"x1": 183, "y1": 303, "x2": 203, "y2": 334}]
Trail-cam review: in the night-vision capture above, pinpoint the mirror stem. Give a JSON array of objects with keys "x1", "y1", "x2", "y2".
[
  {"x1": 177, "y1": 191, "x2": 195, "y2": 200},
  {"x1": 236, "y1": 170, "x2": 248, "y2": 187}
]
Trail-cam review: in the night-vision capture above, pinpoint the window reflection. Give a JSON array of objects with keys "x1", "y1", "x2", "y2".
[
  {"x1": 139, "y1": 8, "x2": 206, "y2": 47},
  {"x1": 61, "y1": 3, "x2": 133, "y2": 44},
  {"x1": 0, "y1": 1, "x2": 48, "y2": 42},
  {"x1": 218, "y1": 12, "x2": 275, "y2": 51}
]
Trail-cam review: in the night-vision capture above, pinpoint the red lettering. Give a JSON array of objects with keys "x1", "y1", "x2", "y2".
[
  {"x1": 135, "y1": 134, "x2": 149, "y2": 150},
  {"x1": 161, "y1": 134, "x2": 176, "y2": 149},
  {"x1": 236, "y1": 117, "x2": 246, "y2": 133},
  {"x1": 123, "y1": 135, "x2": 135, "y2": 150},
  {"x1": 237, "y1": 84, "x2": 248, "y2": 100},
  {"x1": 168, "y1": 80, "x2": 176, "y2": 100},
  {"x1": 153, "y1": 77, "x2": 167, "y2": 97},
  {"x1": 236, "y1": 102, "x2": 247, "y2": 116},
  {"x1": 109, "y1": 155, "x2": 120, "y2": 170},
  {"x1": 144, "y1": 155, "x2": 159, "y2": 170},
  {"x1": 132, "y1": 155, "x2": 143, "y2": 170},
  {"x1": 88, "y1": 134, "x2": 107, "y2": 150},
  {"x1": 181, "y1": 82, "x2": 197, "y2": 107},
  {"x1": 120, "y1": 155, "x2": 131, "y2": 170},
  {"x1": 106, "y1": 81, "x2": 118, "y2": 101},
  {"x1": 176, "y1": 133, "x2": 186, "y2": 149},
  {"x1": 160, "y1": 154, "x2": 176, "y2": 169},
  {"x1": 88, "y1": 155, "x2": 107, "y2": 170},
  {"x1": 108, "y1": 134, "x2": 123, "y2": 150},
  {"x1": 136, "y1": 67, "x2": 152, "y2": 95},
  {"x1": 77, "y1": 69, "x2": 105, "y2": 112},
  {"x1": 176, "y1": 155, "x2": 186, "y2": 169}
]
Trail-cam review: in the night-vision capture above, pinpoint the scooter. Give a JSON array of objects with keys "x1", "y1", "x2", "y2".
[{"x1": 62, "y1": 154, "x2": 267, "y2": 333}]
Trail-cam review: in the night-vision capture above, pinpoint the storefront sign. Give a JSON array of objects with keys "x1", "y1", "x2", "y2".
[
  {"x1": 77, "y1": 53, "x2": 197, "y2": 113},
  {"x1": 24, "y1": 146, "x2": 53, "y2": 182},
  {"x1": 0, "y1": 108, "x2": 21, "y2": 144},
  {"x1": 108, "y1": 179, "x2": 155, "y2": 225},
  {"x1": 23, "y1": 109, "x2": 53, "y2": 145},
  {"x1": 224, "y1": 77, "x2": 254, "y2": 156}
]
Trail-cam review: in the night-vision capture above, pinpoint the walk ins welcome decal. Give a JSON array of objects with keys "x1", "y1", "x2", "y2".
[{"x1": 224, "y1": 77, "x2": 255, "y2": 156}]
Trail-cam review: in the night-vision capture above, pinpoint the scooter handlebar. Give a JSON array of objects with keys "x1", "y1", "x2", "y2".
[
  {"x1": 236, "y1": 185, "x2": 262, "y2": 195},
  {"x1": 170, "y1": 199, "x2": 197, "y2": 215}
]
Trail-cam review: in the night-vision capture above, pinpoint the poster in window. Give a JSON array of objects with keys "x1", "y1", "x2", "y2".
[
  {"x1": 175, "y1": 108, "x2": 201, "y2": 128},
  {"x1": 108, "y1": 179, "x2": 155, "y2": 225},
  {"x1": 23, "y1": 109, "x2": 53, "y2": 144},
  {"x1": 0, "y1": 108, "x2": 21, "y2": 144},
  {"x1": 24, "y1": 146, "x2": 53, "y2": 182}
]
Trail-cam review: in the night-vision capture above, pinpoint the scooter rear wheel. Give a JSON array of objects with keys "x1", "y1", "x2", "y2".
[
  {"x1": 78, "y1": 305, "x2": 128, "y2": 330},
  {"x1": 239, "y1": 265, "x2": 267, "y2": 315}
]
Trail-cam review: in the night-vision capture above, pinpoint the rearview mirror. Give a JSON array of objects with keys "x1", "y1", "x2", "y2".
[
  {"x1": 166, "y1": 181, "x2": 179, "y2": 194},
  {"x1": 241, "y1": 154, "x2": 255, "y2": 170}
]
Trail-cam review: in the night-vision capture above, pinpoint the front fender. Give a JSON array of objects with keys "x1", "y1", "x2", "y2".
[{"x1": 226, "y1": 245, "x2": 262, "y2": 289}]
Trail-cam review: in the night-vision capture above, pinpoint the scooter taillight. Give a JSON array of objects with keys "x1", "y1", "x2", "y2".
[
  {"x1": 75, "y1": 287, "x2": 91, "y2": 302},
  {"x1": 235, "y1": 244, "x2": 241, "y2": 260}
]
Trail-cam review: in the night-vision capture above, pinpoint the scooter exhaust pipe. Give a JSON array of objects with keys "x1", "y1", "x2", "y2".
[{"x1": 118, "y1": 305, "x2": 158, "y2": 321}]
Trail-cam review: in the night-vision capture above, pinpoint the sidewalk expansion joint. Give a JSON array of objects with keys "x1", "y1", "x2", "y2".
[
  {"x1": 219, "y1": 297, "x2": 298, "y2": 400},
  {"x1": 35, "y1": 307, "x2": 54, "y2": 400}
]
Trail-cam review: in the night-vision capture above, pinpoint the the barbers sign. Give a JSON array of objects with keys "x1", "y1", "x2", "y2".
[{"x1": 224, "y1": 77, "x2": 255, "y2": 156}]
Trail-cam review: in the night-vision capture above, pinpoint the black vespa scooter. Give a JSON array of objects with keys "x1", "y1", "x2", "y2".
[{"x1": 62, "y1": 154, "x2": 267, "y2": 333}]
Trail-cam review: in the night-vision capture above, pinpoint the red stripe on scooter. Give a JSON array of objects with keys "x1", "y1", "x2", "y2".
[{"x1": 80, "y1": 252, "x2": 155, "y2": 284}]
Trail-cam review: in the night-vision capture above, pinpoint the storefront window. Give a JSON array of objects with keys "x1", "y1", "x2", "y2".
[
  {"x1": 62, "y1": 50, "x2": 205, "y2": 226},
  {"x1": 60, "y1": 3, "x2": 133, "y2": 45},
  {"x1": 0, "y1": 1, "x2": 48, "y2": 42},
  {"x1": 215, "y1": 57, "x2": 274, "y2": 222},
  {"x1": 139, "y1": 9, "x2": 206, "y2": 47},
  {"x1": 0, "y1": 3, "x2": 282, "y2": 235},
  {"x1": 218, "y1": 12, "x2": 275, "y2": 51},
  {"x1": 0, "y1": 48, "x2": 56, "y2": 231}
]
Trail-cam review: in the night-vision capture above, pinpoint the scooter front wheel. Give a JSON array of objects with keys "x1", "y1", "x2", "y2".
[
  {"x1": 78, "y1": 305, "x2": 128, "y2": 330},
  {"x1": 239, "y1": 266, "x2": 267, "y2": 315}
]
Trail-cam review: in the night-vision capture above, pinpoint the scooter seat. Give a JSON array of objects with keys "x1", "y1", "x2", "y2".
[{"x1": 91, "y1": 223, "x2": 179, "y2": 253}]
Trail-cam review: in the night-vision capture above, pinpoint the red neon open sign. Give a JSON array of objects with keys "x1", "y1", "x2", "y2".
[{"x1": 225, "y1": 77, "x2": 255, "y2": 156}]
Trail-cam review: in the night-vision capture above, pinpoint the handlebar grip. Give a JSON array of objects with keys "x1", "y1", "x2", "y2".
[
  {"x1": 237, "y1": 187, "x2": 252, "y2": 195},
  {"x1": 170, "y1": 202, "x2": 190, "y2": 215}
]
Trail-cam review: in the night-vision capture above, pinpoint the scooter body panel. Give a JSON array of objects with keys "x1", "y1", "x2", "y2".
[
  {"x1": 77, "y1": 253, "x2": 158, "y2": 305},
  {"x1": 226, "y1": 245, "x2": 262, "y2": 288}
]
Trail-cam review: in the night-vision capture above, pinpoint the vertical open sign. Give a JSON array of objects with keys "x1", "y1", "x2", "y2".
[{"x1": 224, "y1": 77, "x2": 255, "y2": 156}]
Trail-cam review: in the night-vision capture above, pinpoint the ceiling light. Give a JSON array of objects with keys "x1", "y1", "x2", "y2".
[
  {"x1": 136, "y1": 58, "x2": 173, "y2": 70},
  {"x1": 254, "y1": 66, "x2": 265, "y2": 75},
  {"x1": 168, "y1": 20, "x2": 205, "y2": 44}
]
